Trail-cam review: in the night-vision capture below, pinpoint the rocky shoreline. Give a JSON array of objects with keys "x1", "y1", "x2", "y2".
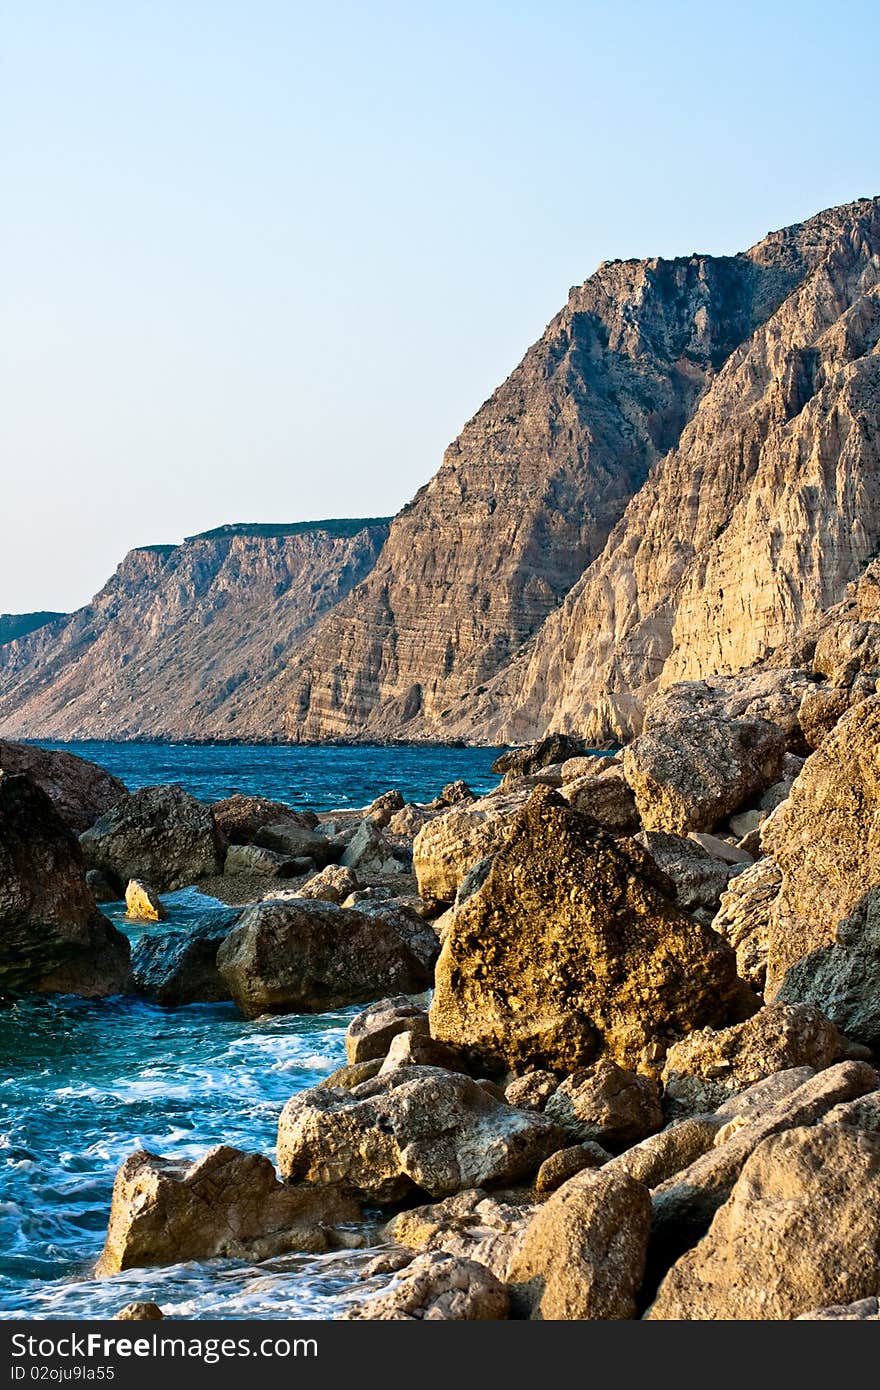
[{"x1": 2, "y1": 684, "x2": 880, "y2": 1322}]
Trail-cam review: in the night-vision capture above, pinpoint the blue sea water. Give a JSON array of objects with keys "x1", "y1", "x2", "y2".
[{"x1": 0, "y1": 743, "x2": 504, "y2": 1321}]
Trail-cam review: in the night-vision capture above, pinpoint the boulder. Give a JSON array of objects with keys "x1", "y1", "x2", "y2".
[
  {"x1": 124, "y1": 879, "x2": 166, "y2": 923},
  {"x1": 797, "y1": 1299, "x2": 880, "y2": 1321},
  {"x1": 340, "y1": 821, "x2": 408, "y2": 876},
  {"x1": 0, "y1": 740, "x2": 126, "y2": 832},
  {"x1": 210, "y1": 795, "x2": 319, "y2": 843},
  {"x1": 223, "y1": 843, "x2": 299, "y2": 878},
  {"x1": 561, "y1": 754, "x2": 619, "y2": 783},
  {"x1": 79, "y1": 784, "x2": 223, "y2": 893},
  {"x1": 492, "y1": 735, "x2": 590, "y2": 779},
  {"x1": 253, "y1": 820, "x2": 333, "y2": 868},
  {"x1": 349, "y1": 900, "x2": 439, "y2": 973},
  {"x1": 344, "y1": 1252, "x2": 509, "y2": 1321},
  {"x1": 412, "y1": 788, "x2": 529, "y2": 903},
  {"x1": 131, "y1": 915, "x2": 238, "y2": 1005},
  {"x1": 535, "y1": 1143, "x2": 611, "y2": 1193},
  {"x1": 113, "y1": 1303, "x2": 164, "y2": 1321},
  {"x1": 388, "y1": 804, "x2": 436, "y2": 838},
  {"x1": 660, "y1": 1003, "x2": 842, "y2": 1117},
  {"x1": 295, "y1": 864, "x2": 362, "y2": 903},
  {"x1": 622, "y1": 688, "x2": 787, "y2": 834},
  {"x1": 605, "y1": 1115, "x2": 721, "y2": 1189},
  {"x1": 438, "y1": 781, "x2": 474, "y2": 806},
  {"x1": 503, "y1": 1071, "x2": 559, "y2": 1112},
  {"x1": 507, "y1": 1168, "x2": 652, "y2": 1320},
  {"x1": 0, "y1": 774, "x2": 130, "y2": 997},
  {"x1": 762, "y1": 695, "x2": 880, "y2": 995},
  {"x1": 318, "y1": 1058, "x2": 384, "y2": 1091},
  {"x1": 709, "y1": 857, "x2": 781, "y2": 992},
  {"x1": 429, "y1": 789, "x2": 747, "y2": 1074},
  {"x1": 366, "y1": 790, "x2": 405, "y2": 827},
  {"x1": 383, "y1": 1189, "x2": 535, "y2": 1279},
  {"x1": 96, "y1": 1146, "x2": 361, "y2": 1274},
  {"x1": 276, "y1": 1066, "x2": 565, "y2": 1204},
  {"x1": 544, "y1": 1059, "x2": 662, "y2": 1148},
  {"x1": 86, "y1": 868, "x2": 120, "y2": 903},
  {"x1": 216, "y1": 900, "x2": 432, "y2": 1018},
  {"x1": 560, "y1": 767, "x2": 640, "y2": 832},
  {"x1": 636, "y1": 831, "x2": 735, "y2": 922},
  {"x1": 647, "y1": 1119, "x2": 880, "y2": 1320},
  {"x1": 777, "y1": 886, "x2": 880, "y2": 1048},
  {"x1": 378, "y1": 1030, "x2": 467, "y2": 1074},
  {"x1": 345, "y1": 997, "x2": 430, "y2": 1065}
]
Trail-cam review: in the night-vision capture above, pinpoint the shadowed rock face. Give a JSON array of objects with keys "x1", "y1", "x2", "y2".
[{"x1": 0, "y1": 740, "x2": 125, "y2": 832}]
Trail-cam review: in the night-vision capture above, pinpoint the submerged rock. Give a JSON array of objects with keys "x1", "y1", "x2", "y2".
[
  {"x1": 113, "y1": 1303, "x2": 164, "y2": 1321},
  {"x1": 125, "y1": 879, "x2": 166, "y2": 923},
  {"x1": 80, "y1": 784, "x2": 223, "y2": 894},
  {"x1": 429, "y1": 788, "x2": 748, "y2": 1074},
  {"x1": 344, "y1": 1251, "x2": 509, "y2": 1321}
]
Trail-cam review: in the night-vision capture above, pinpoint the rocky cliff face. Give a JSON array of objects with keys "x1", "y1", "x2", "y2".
[{"x1": 0, "y1": 522, "x2": 389, "y2": 740}]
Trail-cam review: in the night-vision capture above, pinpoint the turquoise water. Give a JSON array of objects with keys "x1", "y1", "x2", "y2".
[{"x1": 1, "y1": 744, "x2": 503, "y2": 1320}]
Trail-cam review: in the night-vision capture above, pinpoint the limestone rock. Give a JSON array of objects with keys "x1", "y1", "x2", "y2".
[
  {"x1": 96, "y1": 1146, "x2": 361, "y2": 1274},
  {"x1": 636, "y1": 831, "x2": 735, "y2": 922},
  {"x1": 545, "y1": 1059, "x2": 662, "y2": 1148},
  {"x1": 661, "y1": 1003, "x2": 842, "y2": 1117},
  {"x1": 560, "y1": 767, "x2": 640, "y2": 832},
  {"x1": 366, "y1": 790, "x2": 405, "y2": 827},
  {"x1": 0, "y1": 773, "x2": 131, "y2": 997},
  {"x1": 430, "y1": 789, "x2": 746, "y2": 1074},
  {"x1": 777, "y1": 885, "x2": 880, "y2": 1048},
  {"x1": 412, "y1": 788, "x2": 529, "y2": 903},
  {"x1": 340, "y1": 821, "x2": 408, "y2": 877},
  {"x1": 343, "y1": 1252, "x2": 509, "y2": 1321},
  {"x1": 253, "y1": 820, "x2": 333, "y2": 868},
  {"x1": 507, "y1": 1168, "x2": 652, "y2": 1320},
  {"x1": 211, "y1": 795, "x2": 319, "y2": 844},
  {"x1": 345, "y1": 997, "x2": 430, "y2": 1065},
  {"x1": 438, "y1": 781, "x2": 474, "y2": 806},
  {"x1": 797, "y1": 1299, "x2": 880, "y2": 1321},
  {"x1": 124, "y1": 879, "x2": 166, "y2": 923},
  {"x1": 131, "y1": 915, "x2": 238, "y2": 1005},
  {"x1": 647, "y1": 1120, "x2": 880, "y2": 1320},
  {"x1": 503, "y1": 1071, "x2": 559, "y2": 1112},
  {"x1": 561, "y1": 754, "x2": 619, "y2": 782},
  {"x1": 387, "y1": 804, "x2": 436, "y2": 838},
  {"x1": 384, "y1": 1188, "x2": 535, "y2": 1279},
  {"x1": 0, "y1": 740, "x2": 125, "y2": 832},
  {"x1": 606, "y1": 1115, "x2": 720, "y2": 1189},
  {"x1": 216, "y1": 900, "x2": 432, "y2": 1018},
  {"x1": 535, "y1": 1143, "x2": 611, "y2": 1193},
  {"x1": 79, "y1": 784, "x2": 223, "y2": 894},
  {"x1": 709, "y1": 857, "x2": 781, "y2": 992},
  {"x1": 223, "y1": 843, "x2": 298, "y2": 878},
  {"x1": 276, "y1": 1066, "x2": 565, "y2": 1204},
  {"x1": 294, "y1": 864, "x2": 361, "y2": 903},
  {"x1": 378, "y1": 1029, "x2": 467, "y2": 1074}
]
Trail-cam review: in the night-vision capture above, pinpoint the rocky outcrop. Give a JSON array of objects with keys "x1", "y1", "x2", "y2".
[
  {"x1": 0, "y1": 741, "x2": 125, "y2": 832},
  {"x1": 0, "y1": 773, "x2": 130, "y2": 997},
  {"x1": 0, "y1": 522, "x2": 390, "y2": 741},
  {"x1": 344, "y1": 1252, "x2": 510, "y2": 1321},
  {"x1": 430, "y1": 790, "x2": 747, "y2": 1074},
  {"x1": 96, "y1": 1146, "x2": 361, "y2": 1274},
  {"x1": 79, "y1": 785, "x2": 223, "y2": 894},
  {"x1": 276, "y1": 1066, "x2": 564, "y2": 1204},
  {"x1": 216, "y1": 899, "x2": 432, "y2": 1018}
]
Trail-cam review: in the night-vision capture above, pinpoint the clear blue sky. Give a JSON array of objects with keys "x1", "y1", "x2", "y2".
[{"x1": 2, "y1": 0, "x2": 878, "y2": 612}]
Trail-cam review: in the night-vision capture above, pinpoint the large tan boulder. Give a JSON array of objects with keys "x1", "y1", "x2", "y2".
[
  {"x1": 0, "y1": 740, "x2": 125, "y2": 832},
  {"x1": 343, "y1": 1252, "x2": 509, "y2": 1320},
  {"x1": 646, "y1": 1118, "x2": 880, "y2": 1319},
  {"x1": 216, "y1": 899, "x2": 432, "y2": 1018},
  {"x1": 80, "y1": 784, "x2": 223, "y2": 894},
  {"x1": 96, "y1": 1146, "x2": 361, "y2": 1275},
  {"x1": 560, "y1": 768, "x2": 640, "y2": 832},
  {"x1": 429, "y1": 789, "x2": 747, "y2": 1074},
  {"x1": 763, "y1": 696, "x2": 880, "y2": 995},
  {"x1": 276, "y1": 1066, "x2": 564, "y2": 1205},
  {"x1": 507, "y1": 1168, "x2": 652, "y2": 1320},
  {"x1": 606, "y1": 1115, "x2": 720, "y2": 1188},
  {"x1": 0, "y1": 774, "x2": 131, "y2": 997},
  {"x1": 412, "y1": 789, "x2": 529, "y2": 903}
]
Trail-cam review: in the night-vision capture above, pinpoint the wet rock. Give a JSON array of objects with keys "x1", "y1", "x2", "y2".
[
  {"x1": 503, "y1": 1071, "x2": 559, "y2": 1112},
  {"x1": 507, "y1": 1168, "x2": 652, "y2": 1320},
  {"x1": 113, "y1": 1303, "x2": 164, "y2": 1321},
  {"x1": 80, "y1": 784, "x2": 223, "y2": 894},
  {"x1": 535, "y1": 1143, "x2": 611, "y2": 1193},
  {"x1": 131, "y1": 915, "x2": 238, "y2": 1005},
  {"x1": 345, "y1": 997, "x2": 430, "y2": 1065},
  {"x1": 560, "y1": 767, "x2": 640, "y2": 832},
  {"x1": 96, "y1": 1146, "x2": 362, "y2": 1274},
  {"x1": 636, "y1": 831, "x2": 735, "y2": 922},
  {"x1": 0, "y1": 739, "x2": 126, "y2": 833},
  {"x1": 124, "y1": 879, "x2": 166, "y2": 923},
  {"x1": 545, "y1": 1059, "x2": 662, "y2": 1148},
  {"x1": 223, "y1": 843, "x2": 298, "y2": 878},
  {"x1": 340, "y1": 821, "x2": 408, "y2": 877},
  {"x1": 216, "y1": 900, "x2": 432, "y2": 1018},
  {"x1": 412, "y1": 788, "x2": 529, "y2": 903},
  {"x1": 777, "y1": 885, "x2": 880, "y2": 1049},
  {"x1": 430, "y1": 789, "x2": 746, "y2": 1074},
  {"x1": 661, "y1": 1003, "x2": 842, "y2": 1117},
  {"x1": 276, "y1": 1066, "x2": 565, "y2": 1204},
  {"x1": 647, "y1": 1119, "x2": 880, "y2": 1320},
  {"x1": 709, "y1": 857, "x2": 781, "y2": 993},
  {"x1": 210, "y1": 795, "x2": 319, "y2": 844},
  {"x1": 0, "y1": 773, "x2": 131, "y2": 997},
  {"x1": 343, "y1": 1251, "x2": 509, "y2": 1320},
  {"x1": 294, "y1": 864, "x2": 361, "y2": 903}
]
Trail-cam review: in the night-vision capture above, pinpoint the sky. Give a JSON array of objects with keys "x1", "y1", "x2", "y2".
[{"x1": 2, "y1": 0, "x2": 879, "y2": 614}]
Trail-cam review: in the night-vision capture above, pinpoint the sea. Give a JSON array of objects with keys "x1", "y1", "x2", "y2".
[{"x1": 0, "y1": 741, "x2": 503, "y2": 1320}]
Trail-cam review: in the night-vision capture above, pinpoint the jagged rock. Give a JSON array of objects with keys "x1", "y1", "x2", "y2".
[
  {"x1": 777, "y1": 885, "x2": 880, "y2": 1048},
  {"x1": 131, "y1": 915, "x2": 238, "y2": 1005},
  {"x1": 503, "y1": 1071, "x2": 559, "y2": 1112},
  {"x1": 430, "y1": 789, "x2": 747, "y2": 1074},
  {"x1": 211, "y1": 795, "x2": 319, "y2": 843},
  {"x1": 763, "y1": 696, "x2": 880, "y2": 995},
  {"x1": 0, "y1": 740, "x2": 126, "y2": 832},
  {"x1": 606, "y1": 1115, "x2": 720, "y2": 1188},
  {"x1": 124, "y1": 879, "x2": 166, "y2": 923},
  {"x1": 560, "y1": 767, "x2": 640, "y2": 832},
  {"x1": 367, "y1": 790, "x2": 405, "y2": 827},
  {"x1": 276, "y1": 1066, "x2": 565, "y2": 1204},
  {"x1": 295, "y1": 864, "x2": 361, "y2": 903},
  {"x1": 343, "y1": 1252, "x2": 509, "y2": 1321},
  {"x1": 636, "y1": 831, "x2": 735, "y2": 922},
  {"x1": 709, "y1": 857, "x2": 781, "y2": 992},
  {"x1": 384, "y1": 1189, "x2": 535, "y2": 1279},
  {"x1": 623, "y1": 696, "x2": 787, "y2": 834},
  {"x1": 412, "y1": 789, "x2": 529, "y2": 903},
  {"x1": 79, "y1": 784, "x2": 223, "y2": 894},
  {"x1": 507, "y1": 1168, "x2": 652, "y2": 1320},
  {"x1": 96, "y1": 1146, "x2": 361, "y2": 1274},
  {"x1": 340, "y1": 821, "x2": 408, "y2": 876},
  {"x1": 545, "y1": 1060, "x2": 662, "y2": 1148},
  {"x1": 561, "y1": 754, "x2": 619, "y2": 783},
  {"x1": 341, "y1": 885, "x2": 396, "y2": 908},
  {"x1": 687, "y1": 832, "x2": 753, "y2": 865},
  {"x1": 348, "y1": 900, "x2": 439, "y2": 973},
  {"x1": 253, "y1": 820, "x2": 333, "y2": 868},
  {"x1": 216, "y1": 900, "x2": 432, "y2": 1018},
  {"x1": 650, "y1": 1061, "x2": 879, "y2": 1264},
  {"x1": 492, "y1": 735, "x2": 590, "y2": 779},
  {"x1": 535, "y1": 1143, "x2": 611, "y2": 1193},
  {"x1": 728, "y1": 809, "x2": 765, "y2": 839},
  {"x1": 113, "y1": 1303, "x2": 164, "y2": 1321},
  {"x1": 224, "y1": 843, "x2": 298, "y2": 877},
  {"x1": 317, "y1": 1059, "x2": 384, "y2": 1091},
  {"x1": 661, "y1": 1003, "x2": 842, "y2": 1117},
  {"x1": 0, "y1": 774, "x2": 131, "y2": 997},
  {"x1": 345, "y1": 997, "x2": 430, "y2": 1064},
  {"x1": 647, "y1": 1119, "x2": 880, "y2": 1320}
]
